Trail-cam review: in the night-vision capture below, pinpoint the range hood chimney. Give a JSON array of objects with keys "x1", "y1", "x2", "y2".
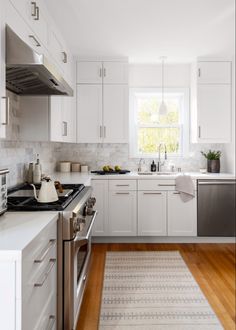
[{"x1": 6, "y1": 26, "x2": 73, "y2": 96}]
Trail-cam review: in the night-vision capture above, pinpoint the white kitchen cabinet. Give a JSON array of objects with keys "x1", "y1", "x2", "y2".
[
  {"x1": 191, "y1": 59, "x2": 232, "y2": 143},
  {"x1": 103, "y1": 62, "x2": 128, "y2": 84},
  {"x1": 77, "y1": 61, "x2": 103, "y2": 84},
  {"x1": 77, "y1": 61, "x2": 128, "y2": 84},
  {"x1": 103, "y1": 85, "x2": 128, "y2": 142},
  {"x1": 92, "y1": 180, "x2": 109, "y2": 236},
  {"x1": 77, "y1": 84, "x2": 128, "y2": 143},
  {"x1": 0, "y1": 0, "x2": 7, "y2": 138},
  {"x1": 109, "y1": 190, "x2": 137, "y2": 236},
  {"x1": 76, "y1": 59, "x2": 128, "y2": 143},
  {"x1": 197, "y1": 84, "x2": 231, "y2": 142},
  {"x1": 138, "y1": 191, "x2": 167, "y2": 236},
  {"x1": 197, "y1": 61, "x2": 231, "y2": 84},
  {"x1": 77, "y1": 85, "x2": 103, "y2": 143},
  {"x1": 0, "y1": 215, "x2": 57, "y2": 330},
  {"x1": 50, "y1": 95, "x2": 76, "y2": 143},
  {"x1": 167, "y1": 191, "x2": 197, "y2": 236},
  {"x1": 8, "y1": 0, "x2": 48, "y2": 50}
]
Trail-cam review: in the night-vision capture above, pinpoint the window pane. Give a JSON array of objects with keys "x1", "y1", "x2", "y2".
[
  {"x1": 137, "y1": 94, "x2": 180, "y2": 125},
  {"x1": 138, "y1": 127, "x2": 180, "y2": 154}
]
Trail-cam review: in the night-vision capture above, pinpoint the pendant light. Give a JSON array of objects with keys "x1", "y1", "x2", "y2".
[{"x1": 159, "y1": 56, "x2": 168, "y2": 115}]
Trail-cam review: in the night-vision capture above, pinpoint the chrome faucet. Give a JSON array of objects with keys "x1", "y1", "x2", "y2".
[{"x1": 157, "y1": 144, "x2": 167, "y2": 172}]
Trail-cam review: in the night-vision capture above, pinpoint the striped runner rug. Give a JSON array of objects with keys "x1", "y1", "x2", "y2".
[{"x1": 99, "y1": 251, "x2": 223, "y2": 330}]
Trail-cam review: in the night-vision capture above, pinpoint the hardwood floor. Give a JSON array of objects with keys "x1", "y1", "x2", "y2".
[{"x1": 77, "y1": 243, "x2": 236, "y2": 330}]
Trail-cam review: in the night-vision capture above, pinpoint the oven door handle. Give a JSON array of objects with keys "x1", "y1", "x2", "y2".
[{"x1": 73, "y1": 210, "x2": 97, "y2": 246}]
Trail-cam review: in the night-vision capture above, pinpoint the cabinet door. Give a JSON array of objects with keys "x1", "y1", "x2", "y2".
[
  {"x1": 92, "y1": 180, "x2": 109, "y2": 236},
  {"x1": 168, "y1": 192, "x2": 197, "y2": 236},
  {"x1": 62, "y1": 96, "x2": 76, "y2": 143},
  {"x1": 103, "y1": 85, "x2": 128, "y2": 143},
  {"x1": 77, "y1": 62, "x2": 103, "y2": 84},
  {"x1": 198, "y1": 61, "x2": 231, "y2": 84},
  {"x1": 138, "y1": 191, "x2": 167, "y2": 236},
  {"x1": 50, "y1": 96, "x2": 63, "y2": 142},
  {"x1": 103, "y1": 62, "x2": 128, "y2": 84},
  {"x1": 0, "y1": 2, "x2": 7, "y2": 138},
  {"x1": 198, "y1": 85, "x2": 231, "y2": 142},
  {"x1": 77, "y1": 85, "x2": 102, "y2": 143},
  {"x1": 109, "y1": 191, "x2": 137, "y2": 236}
]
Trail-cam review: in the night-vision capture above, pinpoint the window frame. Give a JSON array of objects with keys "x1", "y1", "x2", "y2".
[{"x1": 129, "y1": 87, "x2": 190, "y2": 158}]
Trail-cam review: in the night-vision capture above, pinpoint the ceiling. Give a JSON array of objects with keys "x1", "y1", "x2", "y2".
[{"x1": 45, "y1": 0, "x2": 235, "y2": 63}]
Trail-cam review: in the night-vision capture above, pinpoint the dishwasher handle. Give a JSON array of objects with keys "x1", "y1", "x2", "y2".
[{"x1": 198, "y1": 181, "x2": 235, "y2": 185}]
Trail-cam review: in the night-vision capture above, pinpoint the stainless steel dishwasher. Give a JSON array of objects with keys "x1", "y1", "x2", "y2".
[{"x1": 197, "y1": 179, "x2": 236, "y2": 236}]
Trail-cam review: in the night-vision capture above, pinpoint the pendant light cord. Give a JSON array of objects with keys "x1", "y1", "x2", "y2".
[{"x1": 162, "y1": 58, "x2": 164, "y2": 104}]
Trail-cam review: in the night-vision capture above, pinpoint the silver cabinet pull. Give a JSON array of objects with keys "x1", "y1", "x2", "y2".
[
  {"x1": 35, "y1": 5, "x2": 39, "y2": 20},
  {"x1": 103, "y1": 126, "x2": 106, "y2": 138},
  {"x1": 34, "y1": 239, "x2": 56, "y2": 263},
  {"x1": 99, "y1": 68, "x2": 102, "y2": 77},
  {"x1": 143, "y1": 192, "x2": 162, "y2": 195},
  {"x1": 116, "y1": 184, "x2": 129, "y2": 187},
  {"x1": 1, "y1": 96, "x2": 10, "y2": 125},
  {"x1": 198, "y1": 68, "x2": 201, "y2": 77},
  {"x1": 34, "y1": 258, "x2": 56, "y2": 287},
  {"x1": 29, "y1": 35, "x2": 41, "y2": 47},
  {"x1": 99, "y1": 125, "x2": 103, "y2": 138},
  {"x1": 62, "y1": 51, "x2": 67, "y2": 63},
  {"x1": 62, "y1": 121, "x2": 67, "y2": 137},
  {"x1": 116, "y1": 192, "x2": 130, "y2": 195},
  {"x1": 198, "y1": 126, "x2": 201, "y2": 138},
  {"x1": 158, "y1": 184, "x2": 176, "y2": 186},
  {"x1": 103, "y1": 67, "x2": 106, "y2": 77},
  {"x1": 46, "y1": 315, "x2": 56, "y2": 330},
  {"x1": 31, "y1": 1, "x2": 37, "y2": 17},
  {"x1": 173, "y1": 192, "x2": 180, "y2": 194}
]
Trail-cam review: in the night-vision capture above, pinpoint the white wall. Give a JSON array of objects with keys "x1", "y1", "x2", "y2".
[{"x1": 129, "y1": 63, "x2": 190, "y2": 87}]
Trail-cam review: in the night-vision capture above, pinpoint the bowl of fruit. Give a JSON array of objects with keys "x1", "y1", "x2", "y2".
[{"x1": 91, "y1": 166, "x2": 130, "y2": 175}]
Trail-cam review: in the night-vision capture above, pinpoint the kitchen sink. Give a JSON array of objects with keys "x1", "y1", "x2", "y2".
[{"x1": 137, "y1": 172, "x2": 178, "y2": 175}]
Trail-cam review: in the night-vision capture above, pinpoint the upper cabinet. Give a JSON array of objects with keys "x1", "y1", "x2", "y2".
[
  {"x1": 77, "y1": 59, "x2": 129, "y2": 143},
  {"x1": 2, "y1": 0, "x2": 76, "y2": 143},
  {"x1": 191, "y1": 59, "x2": 232, "y2": 143},
  {"x1": 77, "y1": 61, "x2": 128, "y2": 84},
  {"x1": 197, "y1": 61, "x2": 232, "y2": 84}
]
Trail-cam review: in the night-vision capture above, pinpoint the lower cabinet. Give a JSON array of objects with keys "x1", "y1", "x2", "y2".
[
  {"x1": 92, "y1": 179, "x2": 197, "y2": 237},
  {"x1": 168, "y1": 191, "x2": 197, "y2": 236},
  {"x1": 109, "y1": 191, "x2": 137, "y2": 236},
  {"x1": 138, "y1": 191, "x2": 167, "y2": 236},
  {"x1": 0, "y1": 218, "x2": 57, "y2": 330}
]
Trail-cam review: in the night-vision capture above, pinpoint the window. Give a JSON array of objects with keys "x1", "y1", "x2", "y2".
[{"x1": 129, "y1": 88, "x2": 189, "y2": 158}]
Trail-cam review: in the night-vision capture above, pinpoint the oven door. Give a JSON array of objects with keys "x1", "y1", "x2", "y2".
[{"x1": 63, "y1": 211, "x2": 97, "y2": 330}]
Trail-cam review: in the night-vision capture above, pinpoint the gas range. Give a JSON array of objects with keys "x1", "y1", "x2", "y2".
[{"x1": 7, "y1": 183, "x2": 85, "y2": 211}]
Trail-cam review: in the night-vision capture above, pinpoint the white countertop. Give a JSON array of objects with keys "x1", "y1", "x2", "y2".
[
  {"x1": 49, "y1": 171, "x2": 235, "y2": 183},
  {"x1": 0, "y1": 212, "x2": 57, "y2": 254}
]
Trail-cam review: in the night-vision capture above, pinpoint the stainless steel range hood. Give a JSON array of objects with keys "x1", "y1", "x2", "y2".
[{"x1": 6, "y1": 26, "x2": 73, "y2": 96}]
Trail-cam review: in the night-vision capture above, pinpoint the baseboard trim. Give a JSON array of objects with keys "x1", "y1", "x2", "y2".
[{"x1": 92, "y1": 236, "x2": 236, "y2": 243}]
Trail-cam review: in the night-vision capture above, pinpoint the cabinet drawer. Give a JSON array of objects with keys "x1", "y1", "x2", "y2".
[
  {"x1": 109, "y1": 180, "x2": 137, "y2": 191},
  {"x1": 22, "y1": 258, "x2": 56, "y2": 330},
  {"x1": 34, "y1": 289, "x2": 56, "y2": 330},
  {"x1": 138, "y1": 180, "x2": 176, "y2": 191},
  {"x1": 22, "y1": 219, "x2": 57, "y2": 300}
]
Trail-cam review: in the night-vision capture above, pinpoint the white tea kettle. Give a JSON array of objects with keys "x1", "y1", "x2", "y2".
[{"x1": 31, "y1": 177, "x2": 58, "y2": 203}]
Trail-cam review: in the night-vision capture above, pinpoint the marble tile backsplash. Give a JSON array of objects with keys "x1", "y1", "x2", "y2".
[{"x1": 0, "y1": 140, "x2": 226, "y2": 187}]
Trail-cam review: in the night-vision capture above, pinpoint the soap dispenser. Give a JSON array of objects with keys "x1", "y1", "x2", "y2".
[{"x1": 150, "y1": 160, "x2": 156, "y2": 172}]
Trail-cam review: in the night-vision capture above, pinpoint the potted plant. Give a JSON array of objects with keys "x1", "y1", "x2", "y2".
[{"x1": 201, "y1": 150, "x2": 222, "y2": 173}]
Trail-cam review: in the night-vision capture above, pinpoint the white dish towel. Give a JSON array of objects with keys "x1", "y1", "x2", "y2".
[{"x1": 175, "y1": 175, "x2": 195, "y2": 202}]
